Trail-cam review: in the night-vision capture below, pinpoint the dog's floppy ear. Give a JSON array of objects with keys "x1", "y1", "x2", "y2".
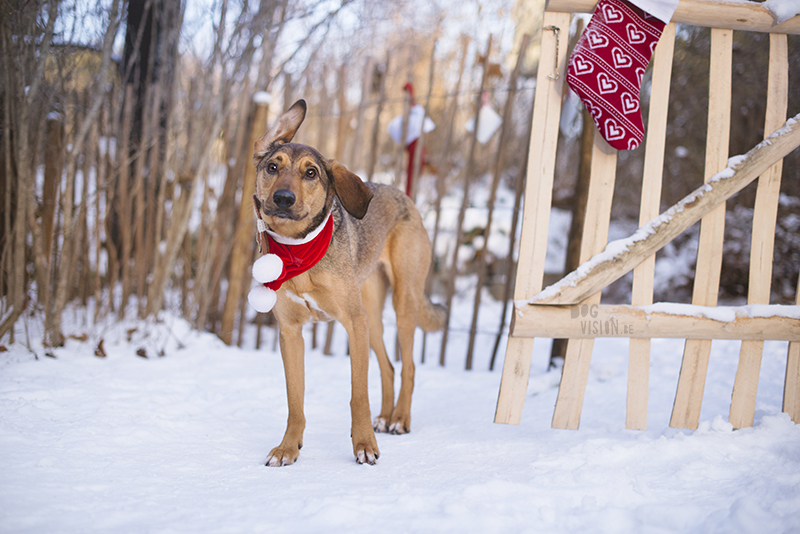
[
  {"x1": 326, "y1": 159, "x2": 373, "y2": 220},
  {"x1": 253, "y1": 99, "x2": 307, "y2": 161}
]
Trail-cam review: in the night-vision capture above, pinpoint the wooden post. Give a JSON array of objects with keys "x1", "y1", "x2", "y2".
[
  {"x1": 118, "y1": 84, "x2": 135, "y2": 315},
  {"x1": 219, "y1": 96, "x2": 269, "y2": 345},
  {"x1": 626, "y1": 23, "x2": 675, "y2": 431},
  {"x1": 39, "y1": 114, "x2": 63, "y2": 311},
  {"x1": 495, "y1": 15, "x2": 569, "y2": 423},
  {"x1": 366, "y1": 53, "x2": 389, "y2": 182},
  {"x1": 730, "y1": 33, "x2": 788, "y2": 429},
  {"x1": 671, "y1": 28, "x2": 733, "y2": 430},
  {"x1": 785, "y1": 269, "x2": 800, "y2": 422},
  {"x1": 349, "y1": 56, "x2": 375, "y2": 172},
  {"x1": 409, "y1": 42, "x2": 436, "y2": 202},
  {"x1": 551, "y1": 135, "x2": 617, "y2": 430},
  {"x1": 466, "y1": 33, "x2": 530, "y2": 370},
  {"x1": 551, "y1": 19, "x2": 589, "y2": 365}
]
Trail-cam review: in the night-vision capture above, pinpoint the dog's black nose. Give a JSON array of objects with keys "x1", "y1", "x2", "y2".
[{"x1": 273, "y1": 189, "x2": 295, "y2": 208}]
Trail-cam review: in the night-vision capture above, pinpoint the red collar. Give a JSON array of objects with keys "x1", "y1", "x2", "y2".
[{"x1": 261, "y1": 212, "x2": 334, "y2": 290}]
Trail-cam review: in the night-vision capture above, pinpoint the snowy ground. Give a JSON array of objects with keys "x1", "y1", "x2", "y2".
[{"x1": 2, "y1": 300, "x2": 800, "y2": 533}]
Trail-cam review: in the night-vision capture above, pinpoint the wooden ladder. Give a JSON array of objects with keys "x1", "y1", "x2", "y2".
[{"x1": 495, "y1": 0, "x2": 800, "y2": 430}]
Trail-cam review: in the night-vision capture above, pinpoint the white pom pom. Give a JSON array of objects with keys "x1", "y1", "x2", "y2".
[
  {"x1": 248, "y1": 285, "x2": 277, "y2": 313},
  {"x1": 252, "y1": 253, "x2": 283, "y2": 284}
]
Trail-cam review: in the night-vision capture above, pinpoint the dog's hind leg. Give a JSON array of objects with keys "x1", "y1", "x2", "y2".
[
  {"x1": 389, "y1": 291, "x2": 418, "y2": 434},
  {"x1": 362, "y1": 267, "x2": 394, "y2": 433},
  {"x1": 386, "y1": 225, "x2": 431, "y2": 435}
]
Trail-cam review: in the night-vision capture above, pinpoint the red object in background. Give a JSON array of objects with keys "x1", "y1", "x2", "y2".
[{"x1": 403, "y1": 83, "x2": 427, "y2": 197}]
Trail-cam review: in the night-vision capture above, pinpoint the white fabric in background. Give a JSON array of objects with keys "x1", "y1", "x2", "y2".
[{"x1": 627, "y1": 0, "x2": 679, "y2": 23}]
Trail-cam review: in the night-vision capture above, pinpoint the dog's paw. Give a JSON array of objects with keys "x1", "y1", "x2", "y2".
[
  {"x1": 353, "y1": 433, "x2": 380, "y2": 465},
  {"x1": 388, "y1": 421, "x2": 410, "y2": 434},
  {"x1": 373, "y1": 416, "x2": 389, "y2": 433},
  {"x1": 388, "y1": 411, "x2": 411, "y2": 434},
  {"x1": 355, "y1": 447, "x2": 379, "y2": 465},
  {"x1": 265, "y1": 444, "x2": 301, "y2": 467}
]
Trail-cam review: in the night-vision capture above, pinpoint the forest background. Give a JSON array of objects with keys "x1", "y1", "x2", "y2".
[{"x1": 1, "y1": 0, "x2": 798, "y2": 365}]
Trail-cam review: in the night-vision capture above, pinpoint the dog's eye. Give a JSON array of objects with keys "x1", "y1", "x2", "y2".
[
  {"x1": 267, "y1": 162, "x2": 278, "y2": 174},
  {"x1": 305, "y1": 168, "x2": 317, "y2": 179}
]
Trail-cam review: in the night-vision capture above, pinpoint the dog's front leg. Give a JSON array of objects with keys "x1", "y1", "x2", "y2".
[
  {"x1": 343, "y1": 306, "x2": 381, "y2": 464},
  {"x1": 266, "y1": 323, "x2": 306, "y2": 467}
]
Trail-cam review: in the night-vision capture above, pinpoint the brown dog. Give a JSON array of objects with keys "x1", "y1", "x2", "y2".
[{"x1": 252, "y1": 99, "x2": 446, "y2": 466}]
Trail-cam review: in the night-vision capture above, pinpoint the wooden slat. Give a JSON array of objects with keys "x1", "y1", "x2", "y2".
[
  {"x1": 671, "y1": 28, "x2": 733, "y2": 430},
  {"x1": 730, "y1": 33, "x2": 789, "y2": 429},
  {"x1": 513, "y1": 304, "x2": 800, "y2": 340},
  {"x1": 785, "y1": 270, "x2": 800, "y2": 423},
  {"x1": 627, "y1": 23, "x2": 676, "y2": 431},
  {"x1": 495, "y1": 12, "x2": 570, "y2": 425},
  {"x1": 545, "y1": 0, "x2": 800, "y2": 35},
  {"x1": 552, "y1": 135, "x2": 617, "y2": 430}
]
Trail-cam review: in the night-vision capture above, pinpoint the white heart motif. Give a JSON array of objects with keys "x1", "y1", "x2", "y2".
[
  {"x1": 584, "y1": 100, "x2": 603, "y2": 120},
  {"x1": 573, "y1": 55, "x2": 594, "y2": 75},
  {"x1": 621, "y1": 92, "x2": 639, "y2": 114},
  {"x1": 612, "y1": 47, "x2": 632, "y2": 69},
  {"x1": 635, "y1": 67, "x2": 645, "y2": 85},
  {"x1": 597, "y1": 73, "x2": 618, "y2": 95},
  {"x1": 602, "y1": 4, "x2": 624, "y2": 23},
  {"x1": 587, "y1": 31, "x2": 609, "y2": 49},
  {"x1": 627, "y1": 24, "x2": 647, "y2": 44},
  {"x1": 605, "y1": 119, "x2": 626, "y2": 141}
]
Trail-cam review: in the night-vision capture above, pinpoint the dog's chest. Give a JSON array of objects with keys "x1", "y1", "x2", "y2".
[{"x1": 283, "y1": 288, "x2": 333, "y2": 322}]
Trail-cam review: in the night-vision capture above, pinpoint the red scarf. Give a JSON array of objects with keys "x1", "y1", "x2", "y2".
[{"x1": 261, "y1": 212, "x2": 334, "y2": 290}]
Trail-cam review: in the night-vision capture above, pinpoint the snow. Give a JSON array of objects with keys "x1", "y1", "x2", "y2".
[
  {"x1": 764, "y1": 0, "x2": 800, "y2": 24},
  {"x1": 644, "y1": 302, "x2": 800, "y2": 321},
  {"x1": 2, "y1": 307, "x2": 800, "y2": 533}
]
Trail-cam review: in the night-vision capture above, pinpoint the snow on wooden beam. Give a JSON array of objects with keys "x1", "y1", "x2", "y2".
[
  {"x1": 524, "y1": 113, "x2": 800, "y2": 308},
  {"x1": 513, "y1": 304, "x2": 800, "y2": 341},
  {"x1": 545, "y1": 0, "x2": 800, "y2": 35}
]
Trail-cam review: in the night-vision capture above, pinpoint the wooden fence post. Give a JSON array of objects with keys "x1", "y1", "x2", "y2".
[
  {"x1": 670, "y1": 28, "x2": 733, "y2": 430},
  {"x1": 730, "y1": 33, "x2": 788, "y2": 429},
  {"x1": 626, "y1": 23, "x2": 675, "y2": 431}
]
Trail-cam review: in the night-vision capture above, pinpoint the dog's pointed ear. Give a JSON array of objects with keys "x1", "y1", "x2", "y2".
[
  {"x1": 253, "y1": 99, "x2": 307, "y2": 161},
  {"x1": 326, "y1": 159, "x2": 373, "y2": 220}
]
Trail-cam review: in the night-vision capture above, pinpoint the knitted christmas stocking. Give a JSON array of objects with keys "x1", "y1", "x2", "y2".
[{"x1": 566, "y1": 0, "x2": 666, "y2": 151}]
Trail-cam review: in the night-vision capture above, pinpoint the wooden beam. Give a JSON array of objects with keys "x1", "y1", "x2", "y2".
[
  {"x1": 513, "y1": 304, "x2": 800, "y2": 341},
  {"x1": 523, "y1": 112, "x2": 800, "y2": 308},
  {"x1": 545, "y1": 0, "x2": 800, "y2": 34}
]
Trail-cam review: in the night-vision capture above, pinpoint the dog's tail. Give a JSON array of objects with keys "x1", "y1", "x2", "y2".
[{"x1": 418, "y1": 299, "x2": 447, "y2": 332}]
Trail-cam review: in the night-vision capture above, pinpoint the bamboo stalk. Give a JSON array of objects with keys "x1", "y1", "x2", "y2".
[
  {"x1": 440, "y1": 36, "x2": 493, "y2": 368},
  {"x1": 219, "y1": 98, "x2": 269, "y2": 344},
  {"x1": 422, "y1": 36, "x2": 468, "y2": 363},
  {"x1": 466, "y1": 33, "x2": 530, "y2": 370}
]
